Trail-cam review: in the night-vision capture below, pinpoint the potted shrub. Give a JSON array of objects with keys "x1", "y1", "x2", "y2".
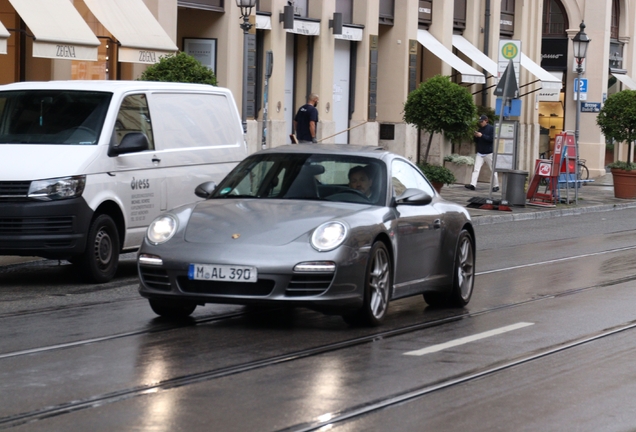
[
  {"x1": 596, "y1": 90, "x2": 636, "y2": 198},
  {"x1": 443, "y1": 154, "x2": 475, "y2": 184},
  {"x1": 139, "y1": 52, "x2": 217, "y2": 85},
  {"x1": 403, "y1": 75, "x2": 476, "y2": 164},
  {"x1": 418, "y1": 163, "x2": 456, "y2": 193}
]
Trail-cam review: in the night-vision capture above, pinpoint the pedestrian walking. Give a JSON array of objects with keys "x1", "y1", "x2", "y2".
[
  {"x1": 466, "y1": 114, "x2": 499, "y2": 192},
  {"x1": 293, "y1": 93, "x2": 319, "y2": 143}
]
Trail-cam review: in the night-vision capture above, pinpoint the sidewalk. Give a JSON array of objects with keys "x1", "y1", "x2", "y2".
[{"x1": 441, "y1": 173, "x2": 636, "y2": 225}]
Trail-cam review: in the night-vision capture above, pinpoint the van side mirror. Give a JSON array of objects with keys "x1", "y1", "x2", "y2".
[
  {"x1": 394, "y1": 188, "x2": 433, "y2": 206},
  {"x1": 108, "y1": 132, "x2": 149, "y2": 157},
  {"x1": 195, "y1": 181, "x2": 217, "y2": 199}
]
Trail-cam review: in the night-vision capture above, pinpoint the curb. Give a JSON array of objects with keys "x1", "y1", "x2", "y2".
[{"x1": 470, "y1": 201, "x2": 636, "y2": 225}]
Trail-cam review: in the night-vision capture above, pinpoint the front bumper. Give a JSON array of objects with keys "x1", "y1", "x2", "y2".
[
  {"x1": 138, "y1": 241, "x2": 370, "y2": 313},
  {"x1": 0, "y1": 197, "x2": 93, "y2": 259}
]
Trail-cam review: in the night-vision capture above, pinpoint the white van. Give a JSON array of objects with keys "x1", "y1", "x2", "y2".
[{"x1": 0, "y1": 81, "x2": 247, "y2": 283}]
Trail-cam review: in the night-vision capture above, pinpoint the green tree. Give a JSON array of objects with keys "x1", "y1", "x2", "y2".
[
  {"x1": 596, "y1": 89, "x2": 636, "y2": 170},
  {"x1": 139, "y1": 52, "x2": 217, "y2": 86},
  {"x1": 403, "y1": 75, "x2": 476, "y2": 163}
]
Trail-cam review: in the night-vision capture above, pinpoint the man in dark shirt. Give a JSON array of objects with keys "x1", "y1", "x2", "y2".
[
  {"x1": 466, "y1": 114, "x2": 500, "y2": 192},
  {"x1": 294, "y1": 93, "x2": 319, "y2": 143}
]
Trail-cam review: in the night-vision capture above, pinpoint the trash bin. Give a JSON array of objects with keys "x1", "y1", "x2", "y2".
[{"x1": 498, "y1": 169, "x2": 528, "y2": 206}]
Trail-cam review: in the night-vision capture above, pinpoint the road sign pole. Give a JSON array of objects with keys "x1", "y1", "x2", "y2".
[{"x1": 490, "y1": 59, "x2": 517, "y2": 200}]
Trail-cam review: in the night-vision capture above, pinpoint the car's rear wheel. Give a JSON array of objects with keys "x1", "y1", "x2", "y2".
[
  {"x1": 342, "y1": 241, "x2": 392, "y2": 326},
  {"x1": 75, "y1": 214, "x2": 119, "y2": 283},
  {"x1": 424, "y1": 229, "x2": 474, "y2": 308},
  {"x1": 149, "y1": 299, "x2": 197, "y2": 319}
]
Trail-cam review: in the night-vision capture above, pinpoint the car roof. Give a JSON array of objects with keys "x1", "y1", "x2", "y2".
[
  {"x1": 0, "y1": 80, "x2": 232, "y2": 96},
  {"x1": 256, "y1": 144, "x2": 395, "y2": 160}
]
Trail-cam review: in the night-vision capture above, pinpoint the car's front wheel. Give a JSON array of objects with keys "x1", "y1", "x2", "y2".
[
  {"x1": 342, "y1": 241, "x2": 392, "y2": 326},
  {"x1": 76, "y1": 214, "x2": 119, "y2": 283},
  {"x1": 149, "y1": 299, "x2": 197, "y2": 319},
  {"x1": 424, "y1": 229, "x2": 474, "y2": 307}
]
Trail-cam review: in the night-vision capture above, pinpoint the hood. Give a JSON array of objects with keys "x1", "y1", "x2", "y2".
[
  {"x1": 0, "y1": 144, "x2": 100, "y2": 180},
  {"x1": 184, "y1": 199, "x2": 372, "y2": 246}
]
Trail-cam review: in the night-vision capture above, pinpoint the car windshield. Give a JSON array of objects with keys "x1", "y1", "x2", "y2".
[
  {"x1": 211, "y1": 153, "x2": 387, "y2": 205},
  {"x1": 0, "y1": 90, "x2": 112, "y2": 145}
]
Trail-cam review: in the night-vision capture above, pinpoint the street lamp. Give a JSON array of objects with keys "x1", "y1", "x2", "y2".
[
  {"x1": 571, "y1": 21, "x2": 591, "y2": 205},
  {"x1": 236, "y1": 0, "x2": 256, "y2": 133}
]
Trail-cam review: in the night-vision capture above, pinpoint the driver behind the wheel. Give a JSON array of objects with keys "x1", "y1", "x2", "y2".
[{"x1": 348, "y1": 165, "x2": 374, "y2": 198}]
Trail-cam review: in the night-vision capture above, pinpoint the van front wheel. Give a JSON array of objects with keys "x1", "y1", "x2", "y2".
[{"x1": 77, "y1": 214, "x2": 120, "y2": 283}]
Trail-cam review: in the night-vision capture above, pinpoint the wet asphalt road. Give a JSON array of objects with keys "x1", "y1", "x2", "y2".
[{"x1": 1, "y1": 209, "x2": 636, "y2": 431}]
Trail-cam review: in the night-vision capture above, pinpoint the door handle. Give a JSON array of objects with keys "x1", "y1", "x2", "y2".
[
  {"x1": 433, "y1": 219, "x2": 442, "y2": 229},
  {"x1": 152, "y1": 156, "x2": 161, "y2": 163}
]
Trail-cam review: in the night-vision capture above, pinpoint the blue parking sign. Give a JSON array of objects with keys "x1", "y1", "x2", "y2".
[{"x1": 574, "y1": 78, "x2": 588, "y2": 93}]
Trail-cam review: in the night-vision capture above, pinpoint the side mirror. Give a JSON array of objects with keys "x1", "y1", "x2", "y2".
[
  {"x1": 108, "y1": 132, "x2": 149, "y2": 157},
  {"x1": 195, "y1": 181, "x2": 217, "y2": 199},
  {"x1": 395, "y1": 188, "x2": 433, "y2": 206}
]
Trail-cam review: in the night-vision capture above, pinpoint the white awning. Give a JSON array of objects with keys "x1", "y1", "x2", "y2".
[
  {"x1": 0, "y1": 21, "x2": 9, "y2": 55},
  {"x1": 335, "y1": 25, "x2": 363, "y2": 41},
  {"x1": 537, "y1": 72, "x2": 563, "y2": 101},
  {"x1": 612, "y1": 73, "x2": 636, "y2": 90},
  {"x1": 83, "y1": 0, "x2": 178, "y2": 64},
  {"x1": 451, "y1": 35, "x2": 498, "y2": 77},
  {"x1": 520, "y1": 53, "x2": 562, "y2": 90},
  {"x1": 417, "y1": 30, "x2": 485, "y2": 84},
  {"x1": 256, "y1": 14, "x2": 272, "y2": 30},
  {"x1": 7, "y1": 0, "x2": 100, "y2": 60},
  {"x1": 286, "y1": 19, "x2": 320, "y2": 36}
]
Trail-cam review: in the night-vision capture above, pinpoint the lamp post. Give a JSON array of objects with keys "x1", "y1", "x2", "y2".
[
  {"x1": 236, "y1": 0, "x2": 256, "y2": 133},
  {"x1": 571, "y1": 21, "x2": 591, "y2": 205}
]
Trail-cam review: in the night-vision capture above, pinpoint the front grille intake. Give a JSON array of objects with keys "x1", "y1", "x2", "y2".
[
  {"x1": 0, "y1": 217, "x2": 74, "y2": 235},
  {"x1": 0, "y1": 181, "x2": 30, "y2": 195},
  {"x1": 285, "y1": 274, "x2": 334, "y2": 297},
  {"x1": 0, "y1": 181, "x2": 30, "y2": 201},
  {"x1": 139, "y1": 266, "x2": 171, "y2": 291}
]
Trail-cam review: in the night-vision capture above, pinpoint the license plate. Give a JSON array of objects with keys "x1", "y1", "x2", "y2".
[{"x1": 188, "y1": 263, "x2": 257, "y2": 283}]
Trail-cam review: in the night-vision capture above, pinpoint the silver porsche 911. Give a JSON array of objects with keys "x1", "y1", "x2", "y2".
[{"x1": 137, "y1": 145, "x2": 475, "y2": 326}]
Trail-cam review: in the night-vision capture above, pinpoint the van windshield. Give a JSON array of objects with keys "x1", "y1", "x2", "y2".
[{"x1": 0, "y1": 90, "x2": 112, "y2": 145}]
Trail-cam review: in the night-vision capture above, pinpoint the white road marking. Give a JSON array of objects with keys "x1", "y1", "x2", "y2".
[{"x1": 403, "y1": 322, "x2": 534, "y2": 356}]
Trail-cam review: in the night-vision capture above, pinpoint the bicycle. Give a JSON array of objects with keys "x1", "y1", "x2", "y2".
[{"x1": 577, "y1": 158, "x2": 589, "y2": 181}]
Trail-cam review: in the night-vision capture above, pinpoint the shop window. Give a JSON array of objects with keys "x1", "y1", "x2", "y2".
[
  {"x1": 177, "y1": 0, "x2": 223, "y2": 12},
  {"x1": 610, "y1": 0, "x2": 619, "y2": 40},
  {"x1": 379, "y1": 0, "x2": 394, "y2": 25},
  {"x1": 292, "y1": 0, "x2": 308, "y2": 18},
  {"x1": 418, "y1": 0, "x2": 432, "y2": 29},
  {"x1": 336, "y1": 0, "x2": 353, "y2": 24},
  {"x1": 454, "y1": 0, "x2": 466, "y2": 32},
  {"x1": 537, "y1": 70, "x2": 565, "y2": 158},
  {"x1": 609, "y1": 42, "x2": 623, "y2": 71},
  {"x1": 72, "y1": 38, "x2": 114, "y2": 80},
  {"x1": 500, "y1": 0, "x2": 514, "y2": 37},
  {"x1": 542, "y1": 0, "x2": 568, "y2": 37}
]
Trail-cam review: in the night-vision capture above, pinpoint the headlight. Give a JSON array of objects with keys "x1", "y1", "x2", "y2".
[
  {"x1": 28, "y1": 176, "x2": 86, "y2": 201},
  {"x1": 147, "y1": 215, "x2": 178, "y2": 245},
  {"x1": 311, "y1": 221, "x2": 347, "y2": 252}
]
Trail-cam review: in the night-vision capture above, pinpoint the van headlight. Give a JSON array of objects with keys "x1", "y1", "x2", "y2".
[
  {"x1": 28, "y1": 176, "x2": 86, "y2": 201},
  {"x1": 311, "y1": 222, "x2": 347, "y2": 252},
  {"x1": 147, "y1": 215, "x2": 178, "y2": 245}
]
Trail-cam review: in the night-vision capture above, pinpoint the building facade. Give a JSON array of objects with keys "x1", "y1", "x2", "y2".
[{"x1": 0, "y1": 0, "x2": 632, "y2": 178}]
